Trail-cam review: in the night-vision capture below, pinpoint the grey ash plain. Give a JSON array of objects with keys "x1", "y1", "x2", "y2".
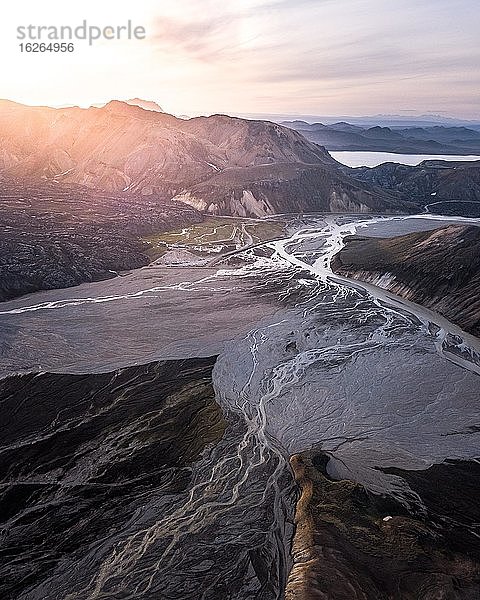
[{"x1": 1, "y1": 213, "x2": 480, "y2": 599}]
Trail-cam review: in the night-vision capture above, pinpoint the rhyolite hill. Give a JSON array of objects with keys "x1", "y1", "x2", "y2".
[{"x1": 0, "y1": 99, "x2": 410, "y2": 217}]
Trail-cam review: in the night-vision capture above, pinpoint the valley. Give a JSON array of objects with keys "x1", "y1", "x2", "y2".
[
  {"x1": 3, "y1": 0, "x2": 480, "y2": 596},
  {"x1": 1, "y1": 213, "x2": 479, "y2": 599},
  {"x1": 1, "y1": 99, "x2": 480, "y2": 600}
]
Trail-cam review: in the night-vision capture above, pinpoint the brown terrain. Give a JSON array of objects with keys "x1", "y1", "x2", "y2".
[
  {"x1": 0, "y1": 99, "x2": 408, "y2": 217},
  {"x1": 286, "y1": 451, "x2": 480, "y2": 600}
]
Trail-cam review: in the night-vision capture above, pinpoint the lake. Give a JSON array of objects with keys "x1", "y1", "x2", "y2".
[{"x1": 331, "y1": 151, "x2": 480, "y2": 167}]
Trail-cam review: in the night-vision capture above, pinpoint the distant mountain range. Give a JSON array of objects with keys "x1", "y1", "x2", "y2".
[
  {"x1": 241, "y1": 112, "x2": 480, "y2": 130},
  {"x1": 281, "y1": 120, "x2": 480, "y2": 154}
]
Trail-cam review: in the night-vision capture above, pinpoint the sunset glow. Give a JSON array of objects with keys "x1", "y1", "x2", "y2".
[{"x1": 2, "y1": 0, "x2": 479, "y2": 118}]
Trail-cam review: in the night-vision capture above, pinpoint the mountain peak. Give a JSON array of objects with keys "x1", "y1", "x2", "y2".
[
  {"x1": 98, "y1": 99, "x2": 165, "y2": 115},
  {"x1": 125, "y1": 98, "x2": 164, "y2": 112}
]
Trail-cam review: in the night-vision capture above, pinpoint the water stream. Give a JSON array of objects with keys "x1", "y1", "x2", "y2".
[{"x1": 1, "y1": 213, "x2": 479, "y2": 599}]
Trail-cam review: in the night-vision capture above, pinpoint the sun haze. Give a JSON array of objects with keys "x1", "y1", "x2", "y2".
[{"x1": 2, "y1": 0, "x2": 479, "y2": 118}]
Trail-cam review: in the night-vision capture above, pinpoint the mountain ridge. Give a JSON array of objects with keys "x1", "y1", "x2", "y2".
[
  {"x1": 281, "y1": 120, "x2": 480, "y2": 154},
  {"x1": 348, "y1": 160, "x2": 480, "y2": 216},
  {"x1": 332, "y1": 225, "x2": 480, "y2": 336},
  {"x1": 0, "y1": 99, "x2": 409, "y2": 217}
]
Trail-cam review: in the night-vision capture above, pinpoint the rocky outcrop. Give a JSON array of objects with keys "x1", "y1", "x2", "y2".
[
  {"x1": 331, "y1": 225, "x2": 480, "y2": 336},
  {"x1": 174, "y1": 163, "x2": 408, "y2": 217},
  {"x1": 349, "y1": 160, "x2": 480, "y2": 215},
  {"x1": 286, "y1": 451, "x2": 480, "y2": 599},
  {"x1": 0, "y1": 99, "x2": 410, "y2": 217},
  {"x1": 0, "y1": 178, "x2": 203, "y2": 300}
]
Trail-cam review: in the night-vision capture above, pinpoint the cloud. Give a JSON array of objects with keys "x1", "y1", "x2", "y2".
[
  {"x1": 149, "y1": 1, "x2": 271, "y2": 60},
  {"x1": 3, "y1": 0, "x2": 479, "y2": 117},
  {"x1": 152, "y1": 15, "x2": 235, "y2": 59}
]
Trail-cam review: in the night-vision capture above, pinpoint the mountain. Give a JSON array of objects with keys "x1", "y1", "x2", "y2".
[
  {"x1": 328, "y1": 122, "x2": 364, "y2": 133},
  {"x1": 400, "y1": 125, "x2": 480, "y2": 143},
  {"x1": 0, "y1": 178, "x2": 203, "y2": 300},
  {"x1": 125, "y1": 98, "x2": 164, "y2": 112},
  {"x1": 0, "y1": 99, "x2": 417, "y2": 300},
  {"x1": 273, "y1": 113, "x2": 480, "y2": 129},
  {"x1": 0, "y1": 100, "x2": 410, "y2": 217},
  {"x1": 173, "y1": 162, "x2": 404, "y2": 216},
  {"x1": 331, "y1": 225, "x2": 480, "y2": 336},
  {"x1": 92, "y1": 98, "x2": 165, "y2": 112},
  {"x1": 281, "y1": 120, "x2": 480, "y2": 154},
  {"x1": 349, "y1": 160, "x2": 480, "y2": 215}
]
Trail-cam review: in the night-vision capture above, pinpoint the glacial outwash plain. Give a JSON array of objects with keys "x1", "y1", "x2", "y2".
[{"x1": 1, "y1": 100, "x2": 480, "y2": 599}]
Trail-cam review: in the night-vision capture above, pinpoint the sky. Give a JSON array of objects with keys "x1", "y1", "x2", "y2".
[{"x1": 1, "y1": 0, "x2": 479, "y2": 118}]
